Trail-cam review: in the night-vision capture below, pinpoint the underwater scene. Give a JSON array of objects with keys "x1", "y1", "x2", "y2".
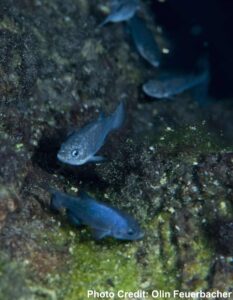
[{"x1": 0, "y1": 0, "x2": 233, "y2": 299}]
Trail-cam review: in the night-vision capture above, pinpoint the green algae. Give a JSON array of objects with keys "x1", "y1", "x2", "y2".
[
  {"x1": 155, "y1": 124, "x2": 224, "y2": 161},
  {"x1": 36, "y1": 210, "x2": 213, "y2": 300},
  {"x1": 39, "y1": 223, "x2": 141, "y2": 300},
  {"x1": 28, "y1": 286, "x2": 57, "y2": 300},
  {"x1": 62, "y1": 242, "x2": 140, "y2": 299},
  {"x1": 0, "y1": 210, "x2": 214, "y2": 300},
  {"x1": 147, "y1": 213, "x2": 180, "y2": 291},
  {"x1": 39, "y1": 213, "x2": 204, "y2": 299},
  {"x1": 0, "y1": 254, "x2": 31, "y2": 300},
  {"x1": 181, "y1": 235, "x2": 213, "y2": 290}
]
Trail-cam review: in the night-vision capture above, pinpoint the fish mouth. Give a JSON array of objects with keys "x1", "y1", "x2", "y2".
[
  {"x1": 126, "y1": 231, "x2": 145, "y2": 241},
  {"x1": 57, "y1": 152, "x2": 85, "y2": 166},
  {"x1": 57, "y1": 152, "x2": 67, "y2": 163},
  {"x1": 136, "y1": 231, "x2": 145, "y2": 240}
]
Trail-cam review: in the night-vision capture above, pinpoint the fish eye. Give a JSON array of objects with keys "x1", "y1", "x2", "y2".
[
  {"x1": 127, "y1": 228, "x2": 134, "y2": 235},
  {"x1": 71, "y1": 149, "x2": 79, "y2": 157}
]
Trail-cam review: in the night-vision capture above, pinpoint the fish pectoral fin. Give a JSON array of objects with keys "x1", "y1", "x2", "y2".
[
  {"x1": 98, "y1": 17, "x2": 110, "y2": 28},
  {"x1": 88, "y1": 155, "x2": 106, "y2": 163},
  {"x1": 92, "y1": 228, "x2": 109, "y2": 240},
  {"x1": 67, "y1": 210, "x2": 82, "y2": 227}
]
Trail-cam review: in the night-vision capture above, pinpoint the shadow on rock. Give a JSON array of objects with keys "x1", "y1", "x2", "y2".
[
  {"x1": 203, "y1": 219, "x2": 233, "y2": 256},
  {"x1": 31, "y1": 129, "x2": 66, "y2": 174}
]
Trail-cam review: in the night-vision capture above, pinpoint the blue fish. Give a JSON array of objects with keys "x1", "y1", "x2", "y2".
[
  {"x1": 51, "y1": 190, "x2": 144, "y2": 240},
  {"x1": 143, "y1": 68, "x2": 209, "y2": 99},
  {"x1": 57, "y1": 102, "x2": 125, "y2": 166},
  {"x1": 99, "y1": 0, "x2": 139, "y2": 27},
  {"x1": 127, "y1": 15, "x2": 161, "y2": 68}
]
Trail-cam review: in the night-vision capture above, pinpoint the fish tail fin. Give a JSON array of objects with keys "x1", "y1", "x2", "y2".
[
  {"x1": 110, "y1": 101, "x2": 125, "y2": 130},
  {"x1": 197, "y1": 54, "x2": 209, "y2": 71},
  {"x1": 196, "y1": 55, "x2": 210, "y2": 85}
]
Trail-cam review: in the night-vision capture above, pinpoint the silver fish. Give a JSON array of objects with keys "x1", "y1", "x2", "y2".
[
  {"x1": 57, "y1": 102, "x2": 125, "y2": 166},
  {"x1": 143, "y1": 68, "x2": 209, "y2": 99},
  {"x1": 51, "y1": 190, "x2": 144, "y2": 240},
  {"x1": 99, "y1": 0, "x2": 139, "y2": 27},
  {"x1": 127, "y1": 15, "x2": 161, "y2": 68}
]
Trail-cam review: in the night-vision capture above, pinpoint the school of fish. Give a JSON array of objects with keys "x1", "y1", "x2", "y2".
[
  {"x1": 45, "y1": 0, "x2": 211, "y2": 242},
  {"x1": 99, "y1": 0, "x2": 209, "y2": 100}
]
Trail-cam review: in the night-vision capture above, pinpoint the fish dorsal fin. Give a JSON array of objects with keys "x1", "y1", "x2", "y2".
[
  {"x1": 92, "y1": 228, "x2": 109, "y2": 240},
  {"x1": 78, "y1": 192, "x2": 98, "y2": 207},
  {"x1": 66, "y1": 128, "x2": 76, "y2": 139},
  {"x1": 78, "y1": 191, "x2": 90, "y2": 201}
]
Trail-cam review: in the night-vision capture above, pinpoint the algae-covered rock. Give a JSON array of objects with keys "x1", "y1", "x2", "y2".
[
  {"x1": 0, "y1": 0, "x2": 233, "y2": 299},
  {"x1": 0, "y1": 253, "x2": 32, "y2": 300}
]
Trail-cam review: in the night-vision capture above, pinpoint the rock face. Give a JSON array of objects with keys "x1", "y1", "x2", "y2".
[{"x1": 0, "y1": 1, "x2": 233, "y2": 299}]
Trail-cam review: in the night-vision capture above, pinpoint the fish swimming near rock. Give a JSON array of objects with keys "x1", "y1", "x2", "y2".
[
  {"x1": 57, "y1": 102, "x2": 125, "y2": 166},
  {"x1": 50, "y1": 190, "x2": 144, "y2": 240},
  {"x1": 127, "y1": 15, "x2": 161, "y2": 68},
  {"x1": 143, "y1": 67, "x2": 209, "y2": 99},
  {"x1": 99, "y1": 0, "x2": 139, "y2": 27}
]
